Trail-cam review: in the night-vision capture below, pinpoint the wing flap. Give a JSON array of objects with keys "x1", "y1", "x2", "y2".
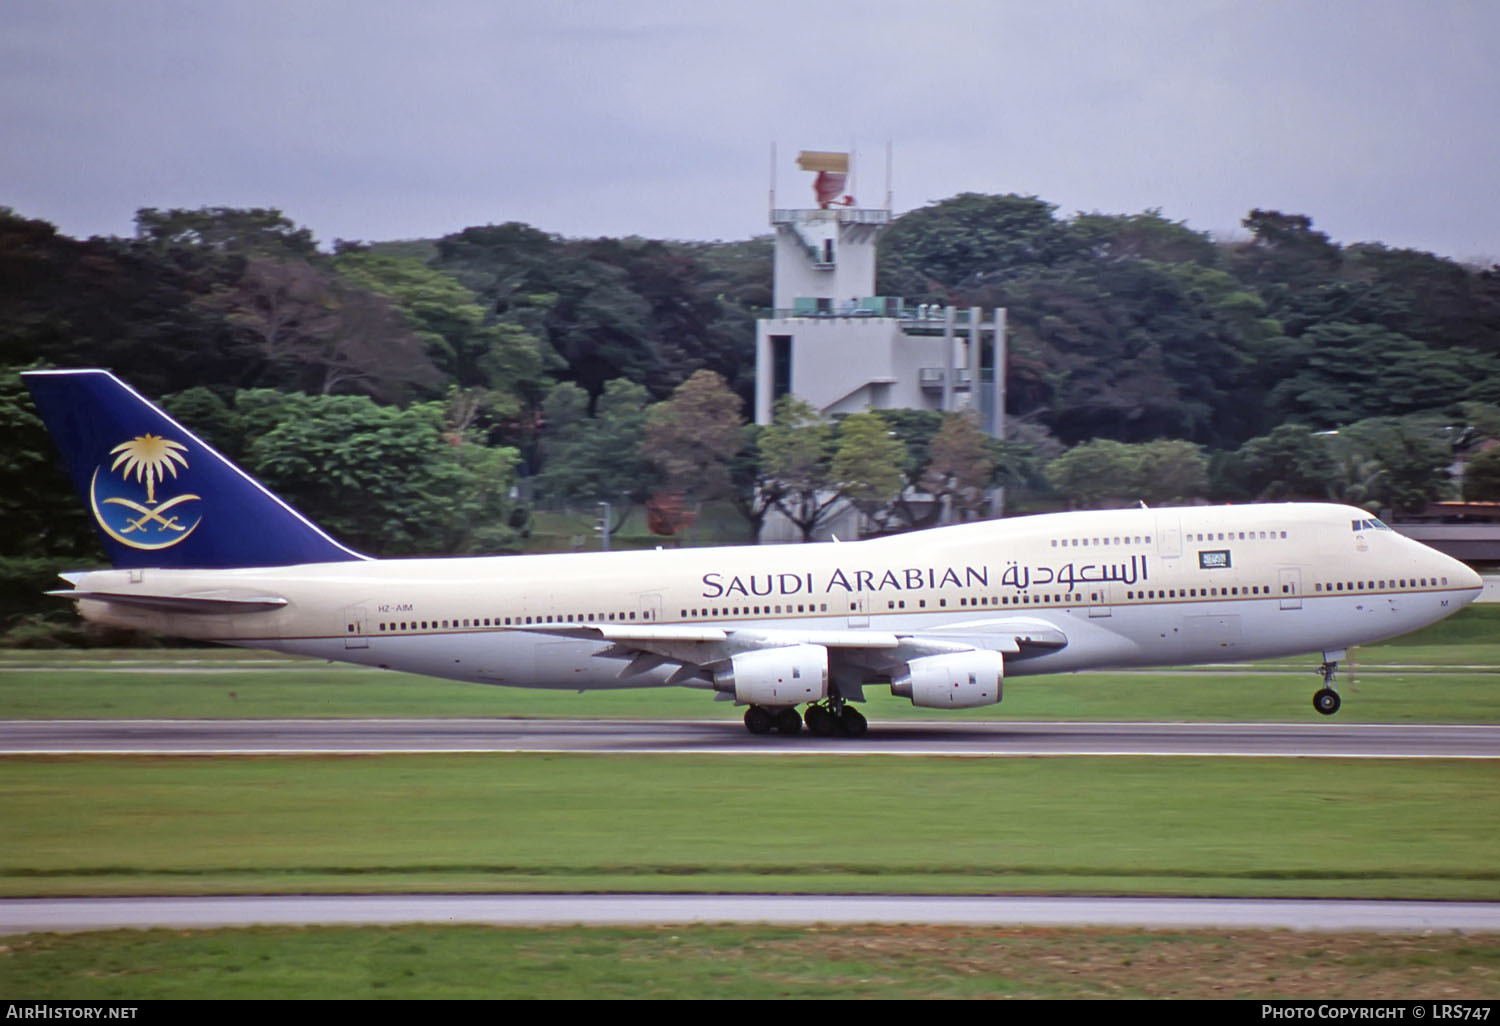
[
  {"x1": 527, "y1": 622, "x2": 901, "y2": 649},
  {"x1": 526, "y1": 620, "x2": 1067, "y2": 686},
  {"x1": 528, "y1": 623, "x2": 729, "y2": 644}
]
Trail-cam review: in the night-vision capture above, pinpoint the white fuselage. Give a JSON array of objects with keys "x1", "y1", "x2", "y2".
[{"x1": 66, "y1": 503, "x2": 1483, "y2": 695}]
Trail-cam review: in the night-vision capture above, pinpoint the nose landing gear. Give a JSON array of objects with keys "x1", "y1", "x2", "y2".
[{"x1": 1313, "y1": 651, "x2": 1344, "y2": 715}]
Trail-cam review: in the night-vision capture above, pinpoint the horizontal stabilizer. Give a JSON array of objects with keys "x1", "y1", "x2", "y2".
[{"x1": 49, "y1": 589, "x2": 289, "y2": 614}]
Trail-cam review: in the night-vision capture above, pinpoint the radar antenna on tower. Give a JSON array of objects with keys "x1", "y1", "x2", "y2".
[{"x1": 797, "y1": 151, "x2": 855, "y2": 208}]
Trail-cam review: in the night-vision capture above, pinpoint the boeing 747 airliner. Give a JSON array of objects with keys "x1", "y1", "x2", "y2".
[{"x1": 25, "y1": 369, "x2": 1484, "y2": 736}]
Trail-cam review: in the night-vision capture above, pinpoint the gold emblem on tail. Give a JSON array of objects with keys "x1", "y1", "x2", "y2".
[{"x1": 90, "y1": 434, "x2": 202, "y2": 550}]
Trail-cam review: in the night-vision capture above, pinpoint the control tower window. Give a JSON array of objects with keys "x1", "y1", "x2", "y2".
[{"x1": 771, "y1": 335, "x2": 792, "y2": 400}]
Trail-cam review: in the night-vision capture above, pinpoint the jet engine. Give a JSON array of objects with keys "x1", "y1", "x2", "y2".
[
  {"x1": 714, "y1": 644, "x2": 829, "y2": 706},
  {"x1": 890, "y1": 651, "x2": 1004, "y2": 708}
]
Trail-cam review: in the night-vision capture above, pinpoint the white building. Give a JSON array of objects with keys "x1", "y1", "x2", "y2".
[{"x1": 753, "y1": 153, "x2": 1006, "y2": 433}]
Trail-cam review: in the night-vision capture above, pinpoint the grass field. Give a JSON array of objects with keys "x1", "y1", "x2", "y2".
[
  {"x1": 4, "y1": 925, "x2": 1498, "y2": 999},
  {"x1": 4, "y1": 754, "x2": 1497, "y2": 900},
  {"x1": 1, "y1": 605, "x2": 1497, "y2": 723}
]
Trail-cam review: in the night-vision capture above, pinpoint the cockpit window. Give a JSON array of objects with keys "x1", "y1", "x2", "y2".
[{"x1": 1351, "y1": 518, "x2": 1393, "y2": 532}]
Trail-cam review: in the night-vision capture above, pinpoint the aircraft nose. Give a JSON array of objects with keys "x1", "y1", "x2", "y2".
[{"x1": 1448, "y1": 554, "x2": 1484, "y2": 604}]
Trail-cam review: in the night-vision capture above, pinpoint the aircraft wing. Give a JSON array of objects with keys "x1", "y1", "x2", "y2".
[{"x1": 525, "y1": 618, "x2": 1067, "y2": 689}]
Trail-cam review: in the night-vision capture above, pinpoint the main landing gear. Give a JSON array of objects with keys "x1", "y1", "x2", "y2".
[
  {"x1": 1313, "y1": 652, "x2": 1343, "y2": 716},
  {"x1": 803, "y1": 699, "x2": 867, "y2": 738},
  {"x1": 743, "y1": 698, "x2": 868, "y2": 738},
  {"x1": 743, "y1": 706, "x2": 803, "y2": 735}
]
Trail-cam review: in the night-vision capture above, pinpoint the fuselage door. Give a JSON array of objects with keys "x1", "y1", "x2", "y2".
[
  {"x1": 1156, "y1": 516, "x2": 1182, "y2": 560},
  {"x1": 638, "y1": 591, "x2": 663, "y2": 623},
  {"x1": 1088, "y1": 583, "x2": 1113, "y2": 618},
  {"x1": 847, "y1": 595, "x2": 869, "y2": 628},
  {"x1": 339, "y1": 604, "x2": 370, "y2": 649},
  {"x1": 1278, "y1": 567, "x2": 1303, "y2": 611}
]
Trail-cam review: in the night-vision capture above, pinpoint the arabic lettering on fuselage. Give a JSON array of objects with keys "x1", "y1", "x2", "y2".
[
  {"x1": 699, "y1": 556, "x2": 1148, "y2": 598},
  {"x1": 999, "y1": 554, "x2": 1147, "y2": 590}
]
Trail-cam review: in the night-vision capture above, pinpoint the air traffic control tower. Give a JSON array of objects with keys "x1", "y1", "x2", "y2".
[{"x1": 753, "y1": 150, "x2": 1006, "y2": 435}]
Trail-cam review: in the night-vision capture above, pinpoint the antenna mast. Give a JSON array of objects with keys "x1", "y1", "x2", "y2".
[
  {"x1": 885, "y1": 140, "x2": 893, "y2": 212},
  {"x1": 769, "y1": 141, "x2": 777, "y2": 218}
]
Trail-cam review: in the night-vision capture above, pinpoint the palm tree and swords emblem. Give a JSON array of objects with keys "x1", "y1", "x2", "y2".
[{"x1": 88, "y1": 434, "x2": 203, "y2": 550}]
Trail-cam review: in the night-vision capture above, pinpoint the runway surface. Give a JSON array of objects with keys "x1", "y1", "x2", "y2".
[
  {"x1": 3, "y1": 717, "x2": 1499, "y2": 757},
  {"x1": 4, "y1": 894, "x2": 1499, "y2": 934}
]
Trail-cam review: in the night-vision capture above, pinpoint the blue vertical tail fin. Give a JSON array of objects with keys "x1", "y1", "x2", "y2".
[{"x1": 24, "y1": 369, "x2": 368, "y2": 569}]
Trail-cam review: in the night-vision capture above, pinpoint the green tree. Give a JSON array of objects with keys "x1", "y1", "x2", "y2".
[
  {"x1": 1339, "y1": 417, "x2": 1455, "y2": 514},
  {"x1": 333, "y1": 249, "x2": 548, "y2": 415},
  {"x1": 966, "y1": 257, "x2": 1276, "y2": 447},
  {"x1": 534, "y1": 379, "x2": 651, "y2": 530},
  {"x1": 871, "y1": 408, "x2": 946, "y2": 530},
  {"x1": 1044, "y1": 440, "x2": 1142, "y2": 509},
  {"x1": 878, "y1": 193, "x2": 1082, "y2": 298},
  {"x1": 728, "y1": 423, "x2": 777, "y2": 542},
  {"x1": 1067, "y1": 209, "x2": 1222, "y2": 267},
  {"x1": 759, "y1": 396, "x2": 840, "y2": 542},
  {"x1": 1046, "y1": 438, "x2": 1209, "y2": 508},
  {"x1": 0, "y1": 211, "x2": 247, "y2": 398},
  {"x1": 241, "y1": 392, "x2": 519, "y2": 556},
  {"x1": 1462, "y1": 448, "x2": 1500, "y2": 501},
  {"x1": 577, "y1": 237, "x2": 754, "y2": 398},
  {"x1": 669, "y1": 236, "x2": 772, "y2": 403},
  {"x1": 641, "y1": 370, "x2": 744, "y2": 505},
  {"x1": 1460, "y1": 402, "x2": 1500, "y2": 442},
  {"x1": 159, "y1": 387, "x2": 246, "y2": 459},
  {"x1": 434, "y1": 223, "x2": 755, "y2": 403},
  {"x1": 830, "y1": 410, "x2": 907, "y2": 517},
  {"x1": 1134, "y1": 440, "x2": 1209, "y2": 505},
  {"x1": 921, "y1": 412, "x2": 997, "y2": 522},
  {"x1": 1214, "y1": 424, "x2": 1338, "y2": 502},
  {"x1": 135, "y1": 207, "x2": 319, "y2": 260},
  {"x1": 1266, "y1": 322, "x2": 1480, "y2": 429},
  {"x1": 202, "y1": 259, "x2": 442, "y2": 401},
  {"x1": 1230, "y1": 209, "x2": 1343, "y2": 306}
]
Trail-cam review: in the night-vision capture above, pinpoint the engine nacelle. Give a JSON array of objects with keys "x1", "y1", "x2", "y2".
[
  {"x1": 714, "y1": 644, "x2": 829, "y2": 706},
  {"x1": 890, "y1": 651, "x2": 1004, "y2": 709}
]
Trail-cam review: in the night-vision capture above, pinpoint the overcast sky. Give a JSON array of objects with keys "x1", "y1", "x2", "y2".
[{"x1": 4, "y1": 0, "x2": 1497, "y2": 262}]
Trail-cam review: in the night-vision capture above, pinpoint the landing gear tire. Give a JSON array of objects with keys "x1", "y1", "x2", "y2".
[
  {"x1": 1313, "y1": 655, "x2": 1343, "y2": 717},
  {"x1": 839, "y1": 706, "x2": 868, "y2": 738},
  {"x1": 801, "y1": 697, "x2": 870, "y2": 738},
  {"x1": 744, "y1": 707, "x2": 773, "y2": 735},
  {"x1": 775, "y1": 708, "x2": 803, "y2": 734},
  {"x1": 1313, "y1": 688, "x2": 1341, "y2": 716},
  {"x1": 804, "y1": 705, "x2": 837, "y2": 737}
]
